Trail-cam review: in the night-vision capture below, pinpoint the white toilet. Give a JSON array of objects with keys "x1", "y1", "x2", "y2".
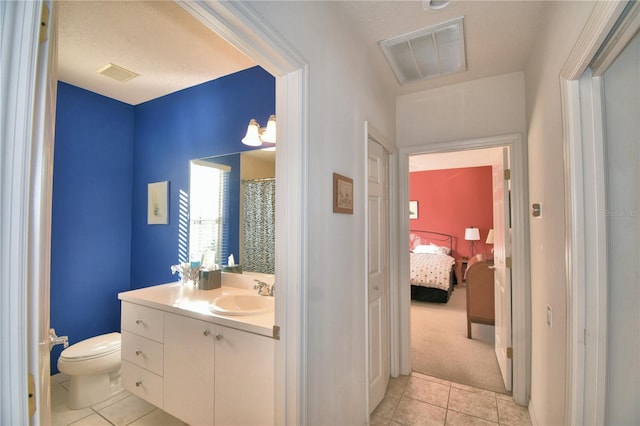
[{"x1": 57, "y1": 332, "x2": 122, "y2": 409}]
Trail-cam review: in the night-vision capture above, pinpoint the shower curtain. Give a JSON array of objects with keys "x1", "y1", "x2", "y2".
[{"x1": 242, "y1": 178, "x2": 275, "y2": 274}]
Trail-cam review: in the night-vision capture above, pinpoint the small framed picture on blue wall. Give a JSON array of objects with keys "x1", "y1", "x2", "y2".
[{"x1": 148, "y1": 181, "x2": 169, "y2": 224}]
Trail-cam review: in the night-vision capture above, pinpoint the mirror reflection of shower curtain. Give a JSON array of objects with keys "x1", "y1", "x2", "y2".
[{"x1": 242, "y1": 178, "x2": 275, "y2": 274}]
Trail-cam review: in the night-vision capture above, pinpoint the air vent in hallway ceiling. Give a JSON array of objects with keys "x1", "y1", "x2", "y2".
[
  {"x1": 97, "y1": 63, "x2": 139, "y2": 83},
  {"x1": 379, "y1": 16, "x2": 466, "y2": 85}
]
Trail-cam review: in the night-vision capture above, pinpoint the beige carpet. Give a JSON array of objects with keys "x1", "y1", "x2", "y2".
[{"x1": 411, "y1": 285, "x2": 508, "y2": 394}]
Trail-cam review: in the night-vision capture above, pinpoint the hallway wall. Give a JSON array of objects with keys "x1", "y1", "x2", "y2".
[
  {"x1": 248, "y1": 2, "x2": 396, "y2": 424},
  {"x1": 397, "y1": 72, "x2": 526, "y2": 146},
  {"x1": 523, "y1": 2, "x2": 595, "y2": 424}
]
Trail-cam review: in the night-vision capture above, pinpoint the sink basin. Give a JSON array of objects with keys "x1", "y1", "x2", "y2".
[{"x1": 209, "y1": 294, "x2": 274, "y2": 316}]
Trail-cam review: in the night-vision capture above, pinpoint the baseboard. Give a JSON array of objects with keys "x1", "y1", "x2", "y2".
[{"x1": 528, "y1": 397, "x2": 540, "y2": 426}]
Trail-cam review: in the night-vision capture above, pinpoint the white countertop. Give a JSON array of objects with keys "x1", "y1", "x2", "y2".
[{"x1": 118, "y1": 282, "x2": 275, "y2": 338}]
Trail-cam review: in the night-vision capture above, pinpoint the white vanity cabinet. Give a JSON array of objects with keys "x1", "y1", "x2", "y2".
[
  {"x1": 119, "y1": 292, "x2": 275, "y2": 426},
  {"x1": 214, "y1": 324, "x2": 275, "y2": 425},
  {"x1": 120, "y1": 302, "x2": 165, "y2": 408},
  {"x1": 163, "y1": 312, "x2": 215, "y2": 426}
]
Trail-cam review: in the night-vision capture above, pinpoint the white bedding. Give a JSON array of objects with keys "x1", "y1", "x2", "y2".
[{"x1": 409, "y1": 252, "x2": 455, "y2": 291}]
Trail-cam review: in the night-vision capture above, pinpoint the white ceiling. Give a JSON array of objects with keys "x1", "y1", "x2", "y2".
[
  {"x1": 57, "y1": 1, "x2": 550, "y2": 104},
  {"x1": 337, "y1": 0, "x2": 550, "y2": 96},
  {"x1": 409, "y1": 147, "x2": 503, "y2": 172},
  {"x1": 57, "y1": 1, "x2": 255, "y2": 105}
]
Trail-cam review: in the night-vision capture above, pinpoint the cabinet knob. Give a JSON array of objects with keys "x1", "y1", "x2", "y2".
[
  {"x1": 215, "y1": 333, "x2": 223, "y2": 340},
  {"x1": 203, "y1": 329, "x2": 211, "y2": 336},
  {"x1": 135, "y1": 318, "x2": 143, "y2": 325},
  {"x1": 135, "y1": 350, "x2": 143, "y2": 356},
  {"x1": 135, "y1": 381, "x2": 142, "y2": 387}
]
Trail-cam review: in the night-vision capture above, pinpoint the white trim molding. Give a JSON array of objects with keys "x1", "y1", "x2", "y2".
[
  {"x1": 398, "y1": 133, "x2": 531, "y2": 406},
  {"x1": 560, "y1": 1, "x2": 633, "y2": 424},
  {"x1": 177, "y1": 3, "x2": 311, "y2": 423},
  {"x1": 1, "y1": 1, "x2": 53, "y2": 424}
]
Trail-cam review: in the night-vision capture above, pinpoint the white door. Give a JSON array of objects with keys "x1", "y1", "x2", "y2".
[
  {"x1": 368, "y1": 139, "x2": 390, "y2": 413},
  {"x1": 492, "y1": 147, "x2": 512, "y2": 391}
]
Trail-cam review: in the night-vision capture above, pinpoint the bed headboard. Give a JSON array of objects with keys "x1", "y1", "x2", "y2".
[{"x1": 409, "y1": 230, "x2": 454, "y2": 253}]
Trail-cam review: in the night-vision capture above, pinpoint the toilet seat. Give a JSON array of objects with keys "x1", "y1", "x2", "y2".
[{"x1": 60, "y1": 332, "x2": 121, "y2": 362}]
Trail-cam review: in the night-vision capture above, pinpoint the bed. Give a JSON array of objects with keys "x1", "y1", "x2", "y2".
[{"x1": 409, "y1": 230, "x2": 456, "y2": 303}]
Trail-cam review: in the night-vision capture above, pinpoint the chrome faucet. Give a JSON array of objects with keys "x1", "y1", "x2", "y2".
[{"x1": 253, "y1": 280, "x2": 275, "y2": 296}]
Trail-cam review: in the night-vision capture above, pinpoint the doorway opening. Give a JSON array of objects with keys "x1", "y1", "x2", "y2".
[
  {"x1": 397, "y1": 133, "x2": 530, "y2": 406},
  {"x1": 8, "y1": 1, "x2": 308, "y2": 424},
  {"x1": 407, "y1": 146, "x2": 509, "y2": 395}
]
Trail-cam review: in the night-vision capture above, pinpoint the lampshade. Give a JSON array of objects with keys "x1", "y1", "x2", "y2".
[
  {"x1": 241, "y1": 115, "x2": 277, "y2": 147},
  {"x1": 486, "y1": 229, "x2": 494, "y2": 244},
  {"x1": 241, "y1": 119, "x2": 262, "y2": 146},
  {"x1": 464, "y1": 227, "x2": 480, "y2": 241},
  {"x1": 260, "y1": 115, "x2": 277, "y2": 143}
]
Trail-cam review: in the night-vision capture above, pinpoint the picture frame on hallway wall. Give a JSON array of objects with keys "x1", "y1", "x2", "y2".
[
  {"x1": 148, "y1": 181, "x2": 169, "y2": 224},
  {"x1": 333, "y1": 173, "x2": 353, "y2": 214},
  {"x1": 409, "y1": 200, "x2": 419, "y2": 219}
]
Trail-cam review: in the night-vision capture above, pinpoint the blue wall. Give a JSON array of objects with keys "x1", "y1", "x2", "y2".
[
  {"x1": 50, "y1": 67, "x2": 275, "y2": 373},
  {"x1": 130, "y1": 66, "x2": 275, "y2": 288},
  {"x1": 51, "y1": 82, "x2": 134, "y2": 373}
]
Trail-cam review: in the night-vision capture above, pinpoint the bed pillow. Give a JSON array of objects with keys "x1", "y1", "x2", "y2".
[
  {"x1": 413, "y1": 244, "x2": 449, "y2": 255},
  {"x1": 430, "y1": 243, "x2": 451, "y2": 255}
]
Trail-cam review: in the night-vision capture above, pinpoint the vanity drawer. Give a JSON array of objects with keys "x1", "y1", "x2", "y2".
[
  {"x1": 122, "y1": 360, "x2": 163, "y2": 409},
  {"x1": 121, "y1": 302, "x2": 164, "y2": 343},
  {"x1": 121, "y1": 331, "x2": 163, "y2": 376}
]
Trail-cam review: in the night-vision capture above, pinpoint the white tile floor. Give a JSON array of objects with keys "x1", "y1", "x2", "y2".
[
  {"x1": 371, "y1": 372, "x2": 532, "y2": 426},
  {"x1": 52, "y1": 371, "x2": 532, "y2": 426},
  {"x1": 51, "y1": 374, "x2": 186, "y2": 426}
]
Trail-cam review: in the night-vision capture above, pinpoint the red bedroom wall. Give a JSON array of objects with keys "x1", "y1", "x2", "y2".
[{"x1": 409, "y1": 166, "x2": 494, "y2": 259}]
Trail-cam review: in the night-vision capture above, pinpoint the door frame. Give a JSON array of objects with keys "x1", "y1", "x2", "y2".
[
  {"x1": 176, "y1": 3, "x2": 309, "y2": 423},
  {"x1": 560, "y1": 1, "x2": 635, "y2": 424},
  {"x1": 2, "y1": 1, "x2": 57, "y2": 424},
  {"x1": 364, "y1": 122, "x2": 397, "y2": 419},
  {"x1": 397, "y1": 133, "x2": 531, "y2": 405},
  {"x1": 4, "y1": 1, "x2": 310, "y2": 423}
]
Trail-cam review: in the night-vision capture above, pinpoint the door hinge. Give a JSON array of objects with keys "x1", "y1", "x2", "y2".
[
  {"x1": 504, "y1": 169, "x2": 511, "y2": 180},
  {"x1": 272, "y1": 325, "x2": 280, "y2": 340},
  {"x1": 505, "y1": 257, "x2": 512, "y2": 268},
  {"x1": 39, "y1": 4, "x2": 49, "y2": 43},
  {"x1": 28, "y1": 373, "x2": 36, "y2": 416},
  {"x1": 507, "y1": 347, "x2": 513, "y2": 359}
]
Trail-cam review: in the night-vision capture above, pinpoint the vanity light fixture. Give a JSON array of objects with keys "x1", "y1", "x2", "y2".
[{"x1": 241, "y1": 115, "x2": 276, "y2": 147}]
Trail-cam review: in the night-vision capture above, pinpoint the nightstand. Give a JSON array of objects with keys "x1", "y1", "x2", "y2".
[{"x1": 455, "y1": 257, "x2": 469, "y2": 285}]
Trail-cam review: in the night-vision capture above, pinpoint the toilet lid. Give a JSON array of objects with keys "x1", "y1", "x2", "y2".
[{"x1": 61, "y1": 332, "x2": 121, "y2": 361}]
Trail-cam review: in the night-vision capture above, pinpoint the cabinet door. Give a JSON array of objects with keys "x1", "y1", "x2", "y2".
[
  {"x1": 164, "y1": 312, "x2": 215, "y2": 426},
  {"x1": 214, "y1": 325, "x2": 275, "y2": 425}
]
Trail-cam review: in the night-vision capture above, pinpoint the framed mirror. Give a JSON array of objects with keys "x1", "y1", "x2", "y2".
[{"x1": 189, "y1": 150, "x2": 275, "y2": 274}]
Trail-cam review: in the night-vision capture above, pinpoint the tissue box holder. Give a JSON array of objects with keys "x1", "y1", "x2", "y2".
[{"x1": 199, "y1": 269, "x2": 221, "y2": 290}]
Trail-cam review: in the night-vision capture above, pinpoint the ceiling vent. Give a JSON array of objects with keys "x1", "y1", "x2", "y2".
[
  {"x1": 379, "y1": 16, "x2": 466, "y2": 85},
  {"x1": 97, "y1": 63, "x2": 139, "y2": 83}
]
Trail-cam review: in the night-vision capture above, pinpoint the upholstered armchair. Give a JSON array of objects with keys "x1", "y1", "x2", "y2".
[{"x1": 465, "y1": 259, "x2": 495, "y2": 339}]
